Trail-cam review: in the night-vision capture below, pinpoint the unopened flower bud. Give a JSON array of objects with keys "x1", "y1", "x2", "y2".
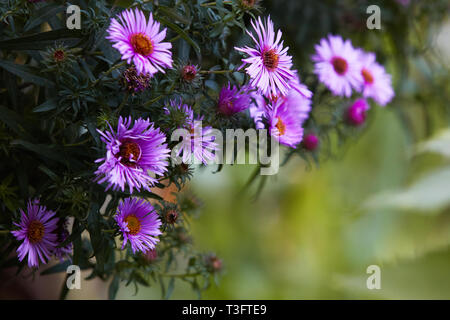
[{"x1": 303, "y1": 134, "x2": 319, "y2": 151}]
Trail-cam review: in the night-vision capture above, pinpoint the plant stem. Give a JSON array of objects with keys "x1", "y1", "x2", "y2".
[
  {"x1": 102, "y1": 229, "x2": 117, "y2": 234},
  {"x1": 159, "y1": 272, "x2": 200, "y2": 278},
  {"x1": 116, "y1": 92, "x2": 130, "y2": 115},
  {"x1": 64, "y1": 138, "x2": 91, "y2": 147},
  {"x1": 199, "y1": 69, "x2": 234, "y2": 74},
  {"x1": 200, "y1": 1, "x2": 233, "y2": 6},
  {"x1": 0, "y1": 230, "x2": 10, "y2": 234},
  {"x1": 90, "y1": 61, "x2": 127, "y2": 88}
]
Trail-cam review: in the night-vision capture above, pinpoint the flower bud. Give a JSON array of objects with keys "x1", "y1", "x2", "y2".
[
  {"x1": 346, "y1": 99, "x2": 370, "y2": 126},
  {"x1": 181, "y1": 65, "x2": 197, "y2": 82},
  {"x1": 121, "y1": 66, "x2": 151, "y2": 93},
  {"x1": 165, "y1": 209, "x2": 179, "y2": 224},
  {"x1": 303, "y1": 134, "x2": 319, "y2": 151},
  {"x1": 205, "y1": 254, "x2": 223, "y2": 273},
  {"x1": 144, "y1": 249, "x2": 158, "y2": 263}
]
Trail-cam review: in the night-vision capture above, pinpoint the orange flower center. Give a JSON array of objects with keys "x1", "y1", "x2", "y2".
[
  {"x1": 130, "y1": 33, "x2": 153, "y2": 56},
  {"x1": 275, "y1": 116, "x2": 286, "y2": 136},
  {"x1": 361, "y1": 68, "x2": 374, "y2": 84},
  {"x1": 117, "y1": 140, "x2": 141, "y2": 167},
  {"x1": 27, "y1": 220, "x2": 45, "y2": 243},
  {"x1": 331, "y1": 57, "x2": 348, "y2": 75},
  {"x1": 263, "y1": 48, "x2": 279, "y2": 71},
  {"x1": 125, "y1": 215, "x2": 141, "y2": 235}
]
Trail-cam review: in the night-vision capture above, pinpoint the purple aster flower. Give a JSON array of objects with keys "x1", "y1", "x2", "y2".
[
  {"x1": 166, "y1": 100, "x2": 218, "y2": 165},
  {"x1": 106, "y1": 8, "x2": 173, "y2": 76},
  {"x1": 357, "y1": 50, "x2": 395, "y2": 106},
  {"x1": 235, "y1": 16, "x2": 295, "y2": 97},
  {"x1": 346, "y1": 98, "x2": 370, "y2": 126},
  {"x1": 54, "y1": 218, "x2": 72, "y2": 262},
  {"x1": 249, "y1": 72, "x2": 312, "y2": 133},
  {"x1": 217, "y1": 83, "x2": 251, "y2": 116},
  {"x1": 95, "y1": 116, "x2": 170, "y2": 193},
  {"x1": 115, "y1": 198, "x2": 162, "y2": 254},
  {"x1": 312, "y1": 34, "x2": 363, "y2": 97},
  {"x1": 11, "y1": 200, "x2": 58, "y2": 268},
  {"x1": 266, "y1": 84, "x2": 312, "y2": 148}
]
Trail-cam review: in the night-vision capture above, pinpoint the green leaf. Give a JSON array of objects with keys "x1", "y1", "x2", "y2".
[
  {"x1": 158, "y1": 5, "x2": 191, "y2": 25},
  {"x1": 0, "y1": 105, "x2": 27, "y2": 136},
  {"x1": 33, "y1": 97, "x2": 58, "y2": 113},
  {"x1": 164, "y1": 277, "x2": 175, "y2": 300},
  {"x1": 0, "y1": 29, "x2": 82, "y2": 51},
  {"x1": 41, "y1": 260, "x2": 72, "y2": 276},
  {"x1": 24, "y1": 4, "x2": 65, "y2": 32},
  {"x1": 364, "y1": 166, "x2": 450, "y2": 212},
  {"x1": 157, "y1": 16, "x2": 201, "y2": 57},
  {"x1": 108, "y1": 275, "x2": 120, "y2": 300},
  {"x1": 415, "y1": 129, "x2": 450, "y2": 158},
  {"x1": 11, "y1": 140, "x2": 67, "y2": 164},
  {"x1": 0, "y1": 60, "x2": 54, "y2": 87}
]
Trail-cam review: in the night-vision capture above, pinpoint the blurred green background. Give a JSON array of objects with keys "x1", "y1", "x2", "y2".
[
  {"x1": 116, "y1": 0, "x2": 450, "y2": 299},
  {"x1": 119, "y1": 107, "x2": 450, "y2": 299}
]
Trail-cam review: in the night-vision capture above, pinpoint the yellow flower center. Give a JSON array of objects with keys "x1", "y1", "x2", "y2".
[
  {"x1": 125, "y1": 215, "x2": 141, "y2": 235},
  {"x1": 331, "y1": 57, "x2": 348, "y2": 75},
  {"x1": 130, "y1": 33, "x2": 153, "y2": 56},
  {"x1": 275, "y1": 116, "x2": 286, "y2": 136},
  {"x1": 263, "y1": 48, "x2": 279, "y2": 71},
  {"x1": 27, "y1": 220, "x2": 45, "y2": 243},
  {"x1": 361, "y1": 68, "x2": 374, "y2": 84}
]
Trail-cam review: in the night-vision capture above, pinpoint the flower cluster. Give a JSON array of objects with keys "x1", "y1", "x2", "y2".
[
  {"x1": 2, "y1": 1, "x2": 398, "y2": 299},
  {"x1": 312, "y1": 34, "x2": 394, "y2": 128}
]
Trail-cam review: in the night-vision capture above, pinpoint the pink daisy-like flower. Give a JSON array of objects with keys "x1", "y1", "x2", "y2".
[
  {"x1": 357, "y1": 50, "x2": 395, "y2": 106},
  {"x1": 217, "y1": 83, "x2": 251, "y2": 116},
  {"x1": 11, "y1": 200, "x2": 59, "y2": 268},
  {"x1": 166, "y1": 100, "x2": 218, "y2": 165},
  {"x1": 106, "y1": 8, "x2": 173, "y2": 76},
  {"x1": 95, "y1": 116, "x2": 170, "y2": 193},
  {"x1": 249, "y1": 72, "x2": 312, "y2": 134},
  {"x1": 235, "y1": 16, "x2": 295, "y2": 97},
  {"x1": 312, "y1": 34, "x2": 363, "y2": 97},
  {"x1": 115, "y1": 198, "x2": 162, "y2": 254},
  {"x1": 266, "y1": 89, "x2": 311, "y2": 148},
  {"x1": 346, "y1": 98, "x2": 370, "y2": 126}
]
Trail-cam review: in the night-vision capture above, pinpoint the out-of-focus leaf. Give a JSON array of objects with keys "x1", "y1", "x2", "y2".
[
  {"x1": 0, "y1": 105, "x2": 26, "y2": 136},
  {"x1": 0, "y1": 29, "x2": 82, "y2": 51},
  {"x1": 0, "y1": 60, "x2": 54, "y2": 87},
  {"x1": 24, "y1": 4, "x2": 65, "y2": 32},
  {"x1": 11, "y1": 140, "x2": 67, "y2": 164},
  {"x1": 164, "y1": 277, "x2": 175, "y2": 300},
  {"x1": 33, "y1": 98, "x2": 58, "y2": 113},
  {"x1": 415, "y1": 129, "x2": 450, "y2": 158},
  {"x1": 364, "y1": 167, "x2": 450, "y2": 212},
  {"x1": 108, "y1": 275, "x2": 120, "y2": 300},
  {"x1": 41, "y1": 260, "x2": 72, "y2": 275}
]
